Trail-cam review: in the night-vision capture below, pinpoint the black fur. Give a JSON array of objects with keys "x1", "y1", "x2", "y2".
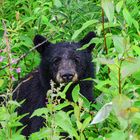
[{"x1": 13, "y1": 32, "x2": 96, "y2": 137}]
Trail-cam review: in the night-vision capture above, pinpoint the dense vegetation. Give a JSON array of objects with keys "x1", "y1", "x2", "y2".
[{"x1": 0, "y1": 0, "x2": 140, "y2": 139}]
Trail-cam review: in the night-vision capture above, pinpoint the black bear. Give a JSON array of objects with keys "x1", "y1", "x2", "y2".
[{"x1": 13, "y1": 32, "x2": 96, "y2": 137}]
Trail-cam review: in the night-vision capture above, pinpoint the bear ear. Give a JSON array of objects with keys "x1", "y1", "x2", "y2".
[
  {"x1": 80, "y1": 32, "x2": 96, "y2": 53},
  {"x1": 33, "y1": 35, "x2": 50, "y2": 54}
]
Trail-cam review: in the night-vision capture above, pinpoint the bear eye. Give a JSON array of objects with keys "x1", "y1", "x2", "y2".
[
  {"x1": 52, "y1": 57, "x2": 61, "y2": 64},
  {"x1": 74, "y1": 57, "x2": 80, "y2": 64}
]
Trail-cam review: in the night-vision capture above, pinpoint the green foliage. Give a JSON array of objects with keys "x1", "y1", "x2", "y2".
[{"x1": 0, "y1": 0, "x2": 140, "y2": 139}]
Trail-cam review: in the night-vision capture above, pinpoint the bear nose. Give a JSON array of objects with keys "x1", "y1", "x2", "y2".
[{"x1": 61, "y1": 73, "x2": 74, "y2": 82}]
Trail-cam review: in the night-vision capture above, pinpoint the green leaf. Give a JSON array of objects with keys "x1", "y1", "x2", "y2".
[
  {"x1": 101, "y1": 0, "x2": 114, "y2": 22},
  {"x1": 98, "y1": 58, "x2": 114, "y2": 65},
  {"x1": 31, "y1": 108, "x2": 48, "y2": 118},
  {"x1": 55, "y1": 101, "x2": 70, "y2": 111},
  {"x1": 55, "y1": 111, "x2": 78, "y2": 138},
  {"x1": 72, "y1": 85, "x2": 80, "y2": 102},
  {"x1": 90, "y1": 102, "x2": 112, "y2": 125},
  {"x1": 11, "y1": 134, "x2": 25, "y2": 140},
  {"x1": 134, "y1": 101, "x2": 140, "y2": 108},
  {"x1": 81, "y1": 116, "x2": 91, "y2": 131},
  {"x1": 72, "y1": 20, "x2": 98, "y2": 40},
  {"x1": 79, "y1": 93, "x2": 90, "y2": 109},
  {"x1": 76, "y1": 120, "x2": 82, "y2": 130},
  {"x1": 74, "y1": 105, "x2": 80, "y2": 121},
  {"x1": 121, "y1": 56, "x2": 140, "y2": 79},
  {"x1": 123, "y1": 7, "x2": 133, "y2": 26},
  {"x1": 133, "y1": 19, "x2": 140, "y2": 33},
  {"x1": 133, "y1": 45, "x2": 140, "y2": 55},
  {"x1": 53, "y1": 0, "x2": 62, "y2": 8},
  {"x1": 59, "y1": 82, "x2": 72, "y2": 99},
  {"x1": 110, "y1": 130, "x2": 127, "y2": 140},
  {"x1": 41, "y1": 15, "x2": 49, "y2": 25},
  {"x1": 112, "y1": 35, "x2": 125, "y2": 54},
  {"x1": 112, "y1": 94, "x2": 131, "y2": 119},
  {"x1": 132, "y1": 112, "x2": 140, "y2": 125},
  {"x1": 78, "y1": 37, "x2": 103, "y2": 51},
  {"x1": 7, "y1": 100, "x2": 21, "y2": 107},
  {"x1": 0, "y1": 107, "x2": 10, "y2": 121},
  {"x1": 80, "y1": 133, "x2": 85, "y2": 140},
  {"x1": 116, "y1": 0, "x2": 123, "y2": 13},
  {"x1": 0, "y1": 79, "x2": 4, "y2": 87}
]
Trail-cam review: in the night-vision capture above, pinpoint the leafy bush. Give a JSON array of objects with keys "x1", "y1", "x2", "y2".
[{"x1": 0, "y1": 0, "x2": 140, "y2": 139}]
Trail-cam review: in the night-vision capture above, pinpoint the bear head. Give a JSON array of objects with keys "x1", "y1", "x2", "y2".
[{"x1": 33, "y1": 32, "x2": 96, "y2": 86}]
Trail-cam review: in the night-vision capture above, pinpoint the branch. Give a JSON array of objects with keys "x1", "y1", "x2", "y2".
[
  {"x1": 0, "y1": 35, "x2": 50, "y2": 71},
  {"x1": 12, "y1": 75, "x2": 34, "y2": 94}
]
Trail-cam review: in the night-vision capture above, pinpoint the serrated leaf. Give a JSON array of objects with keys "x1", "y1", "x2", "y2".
[
  {"x1": 101, "y1": 0, "x2": 114, "y2": 22},
  {"x1": 90, "y1": 102, "x2": 112, "y2": 125},
  {"x1": 72, "y1": 20, "x2": 98, "y2": 40}
]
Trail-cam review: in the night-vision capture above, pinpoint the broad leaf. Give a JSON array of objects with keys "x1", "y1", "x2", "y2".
[
  {"x1": 123, "y1": 7, "x2": 133, "y2": 26},
  {"x1": 101, "y1": 0, "x2": 114, "y2": 22},
  {"x1": 112, "y1": 35, "x2": 124, "y2": 54},
  {"x1": 116, "y1": 0, "x2": 123, "y2": 13},
  {"x1": 110, "y1": 130, "x2": 127, "y2": 140},
  {"x1": 121, "y1": 56, "x2": 140, "y2": 79},
  {"x1": 72, "y1": 20, "x2": 98, "y2": 40},
  {"x1": 112, "y1": 94, "x2": 131, "y2": 119},
  {"x1": 90, "y1": 102, "x2": 112, "y2": 124},
  {"x1": 55, "y1": 111, "x2": 78, "y2": 138},
  {"x1": 31, "y1": 108, "x2": 48, "y2": 118}
]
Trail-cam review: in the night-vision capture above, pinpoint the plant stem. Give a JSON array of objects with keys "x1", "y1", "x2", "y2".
[
  {"x1": 101, "y1": 8, "x2": 108, "y2": 54},
  {"x1": 118, "y1": 61, "x2": 122, "y2": 94},
  {"x1": 2, "y1": 20, "x2": 13, "y2": 95}
]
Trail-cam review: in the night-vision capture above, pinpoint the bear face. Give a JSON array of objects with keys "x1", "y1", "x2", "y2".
[{"x1": 33, "y1": 32, "x2": 96, "y2": 87}]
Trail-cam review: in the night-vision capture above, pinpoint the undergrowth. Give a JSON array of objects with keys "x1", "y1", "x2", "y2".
[{"x1": 0, "y1": 0, "x2": 140, "y2": 139}]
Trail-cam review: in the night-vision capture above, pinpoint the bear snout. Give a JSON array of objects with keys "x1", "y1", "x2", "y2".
[
  {"x1": 56, "y1": 71, "x2": 78, "y2": 83},
  {"x1": 61, "y1": 73, "x2": 74, "y2": 82}
]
